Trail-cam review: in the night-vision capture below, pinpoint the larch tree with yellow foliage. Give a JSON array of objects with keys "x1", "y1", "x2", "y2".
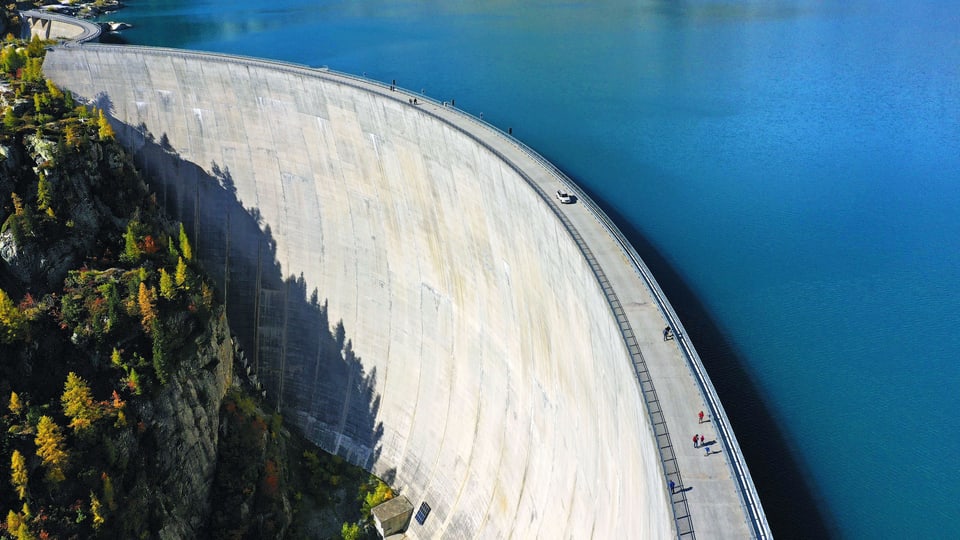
[
  {"x1": 175, "y1": 256, "x2": 189, "y2": 289},
  {"x1": 159, "y1": 267, "x2": 176, "y2": 300},
  {"x1": 36, "y1": 173, "x2": 51, "y2": 211},
  {"x1": 138, "y1": 282, "x2": 157, "y2": 332},
  {"x1": 179, "y1": 223, "x2": 193, "y2": 260},
  {"x1": 8, "y1": 391, "x2": 23, "y2": 415},
  {"x1": 61, "y1": 372, "x2": 102, "y2": 433},
  {"x1": 0, "y1": 288, "x2": 26, "y2": 343},
  {"x1": 362, "y1": 479, "x2": 394, "y2": 519},
  {"x1": 97, "y1": 108, "x2": 115, "y2": 140},
  {"x1": 10, "y1": 450, "x2": 27, "y2": 500},
  {"x1": 34, "y1": 415, "x2": 68, "y2": 483},
  {"x1": 90, "y1": 492, "x2": 105, "y2": 529},
  {"x1": 6, "y1": 511, "x2": 20, "y2": 534}
]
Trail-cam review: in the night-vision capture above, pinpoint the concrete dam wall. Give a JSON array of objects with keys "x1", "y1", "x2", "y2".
[
  {"x1": 20, "y1": 10, "x2": 102, "y2": 43},
  {"x1": 44, "y1": 46, "x2": 676, "y2": 538}
]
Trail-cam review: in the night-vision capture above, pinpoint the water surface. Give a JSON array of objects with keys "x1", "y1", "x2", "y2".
[{"x1": 101, "y1": 1, "x2": 960, "y2": 537}]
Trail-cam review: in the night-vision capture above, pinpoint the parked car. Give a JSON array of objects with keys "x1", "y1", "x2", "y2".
[{"x1": 556, "y1": 190, "x2": 576, "y2": 204}]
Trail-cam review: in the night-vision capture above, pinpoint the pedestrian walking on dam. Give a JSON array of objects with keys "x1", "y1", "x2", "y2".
[
  {"x1": 663, "y1": 326, "x2": 671, "y2": 341},
  {"x1": 700, "y1": 434, "x2": 705, "y2": 446},
  {"x1": 693, "y1": 435, "x2": 699, "y2": 448},
  {"x1": 698, "y1": 410, "x2": 704, "y2": 423},
  {"x1": 668, "y1": 480, "x2": 676, "y2": 493}
]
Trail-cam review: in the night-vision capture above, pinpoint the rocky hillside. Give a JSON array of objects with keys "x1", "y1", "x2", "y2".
[
  {"x1": 0, "y1": 38, "x2": 395, "y2": 540},
  {"x1": 0, "y1": 35, "x2": 240, "y2": 539}
]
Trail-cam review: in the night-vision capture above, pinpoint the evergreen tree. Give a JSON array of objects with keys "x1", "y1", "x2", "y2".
[
  {"x1": 175, "y1": 256, "x2": 189, "y2": 289},
  {"x1": 36, "y1": 173, "x2": 51, "y2": 211},
  {"x1": 15, "y1": 521, "x2": 34, "y2": 540},
  {"x1": 34, "y1": 415, "x2": 68, "y2": 483},
  {"x1": 10, "y1": 450, "x2": 27, "y2": 500},
  {"x1": 122, "y1": 221, "x2": 141, "y2": 263},
  {"x1": 11, "y1": 192, "x2": 23, "y2": 216},
  {"x1": 138, "y1": 282, "x2": 157, "y2": 332},
  {"x1": 97, "y1": 109, "x2": 115, "y2": 140},
  {"x1": 0, "y1": 288, "x2": 26, "y2": 343},
  {"x1": 152, "y1": 321, "x2": 169, "y2": 385},
  {"x1": 61, "y1": 372, "x2": 102, "y2": 433},
  {"x1": 64, "y1": 123, "x2": 80, "y2": 149},
  {"x1": 8, "y1": 391, "x2": 23, "y2": 415},
  {"x1": 6, "y1": 510, "x2": 19, "y2": 533},
  {"x1": 159, "y1": 268, "x2": 176, "y2": 300},
  {"x1": 45, "y1": 79, "x2": 63, "y2": 100},
  {"x1": 179, "y1": 223, "x2": 193, "y2": 260},
  {"x1": 26, "y1": 35, "x2": 44, "y2": 57},
  {"x1": 90, "y1": 492, "x2": 105, "y2": 529},
  {"x1": 341, "y1": 522, "x2": 361, "y2": 540},
  {"x1": 127, "y1": 368, "x2": 142, "y2": 395},
  {"x1": 21, "y1": 57, "x2": 43, "y2": 82},
  {"x1": 0, "y1": 46, "x2": 24, "y2": 74},
  {"x1": 3, "y1": 106, "x2": 17, "y2": 131},
  {"x1": 362, "y1": 479, "x2": 394, "y2": 518}
]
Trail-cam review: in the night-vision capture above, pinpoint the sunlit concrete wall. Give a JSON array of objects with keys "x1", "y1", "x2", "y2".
[{"x1": 44, "y1": 46, "x2": 672, "y2": 539}]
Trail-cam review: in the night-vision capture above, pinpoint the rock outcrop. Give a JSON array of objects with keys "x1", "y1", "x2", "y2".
[
  {"x1": 0, "y1": 124, "x2": 145, "y2": 291},
  {"x1": 111, "y1": 308, "x2": 235, "y2": 538}
]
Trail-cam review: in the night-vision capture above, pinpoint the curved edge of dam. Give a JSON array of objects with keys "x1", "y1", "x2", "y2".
[
  {"x1": 41, "y1": 40, "x2": 770, "y2": 539},
  {"x1": 19, "y1": 10, "x2": 102, "y2": 43}
]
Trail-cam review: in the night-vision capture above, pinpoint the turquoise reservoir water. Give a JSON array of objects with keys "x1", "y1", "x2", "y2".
[{"x1": 101, "y1": 1, "x2": 960, "y2": 537}]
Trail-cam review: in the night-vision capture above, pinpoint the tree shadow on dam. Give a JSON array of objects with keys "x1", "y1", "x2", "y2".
[
  {"x1": 571, "y1": 180, "x2": 837, "y2": 539},
  {"x1": 92, "y1": 94, "x2": 389, "y2": 481}
]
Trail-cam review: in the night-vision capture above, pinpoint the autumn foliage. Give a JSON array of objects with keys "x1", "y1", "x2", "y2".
[{"x1": 35, "y1": 416, "x2": 68, "y2": 483}]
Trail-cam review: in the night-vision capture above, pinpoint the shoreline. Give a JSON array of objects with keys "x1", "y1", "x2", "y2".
[
  {"x1": 27, "y1": 0, "x2": 124, "y2": 20},
  {"x1": 570, "y1": 177, "x2": 837, "y2": 538}
]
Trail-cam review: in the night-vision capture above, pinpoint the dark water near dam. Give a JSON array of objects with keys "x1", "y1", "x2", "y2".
[{"x1": 100, "y1": 0, "x2": 960, "y2": 537}]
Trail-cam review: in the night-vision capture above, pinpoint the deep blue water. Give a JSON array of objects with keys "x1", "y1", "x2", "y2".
[{"x1": 99, "y1": 1, "x2": 960, "y2": 537}]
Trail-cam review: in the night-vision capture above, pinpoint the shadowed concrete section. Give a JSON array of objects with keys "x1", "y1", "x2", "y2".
[{"x1": 43, "y1": 45, "x2": 763, "y2": 539}]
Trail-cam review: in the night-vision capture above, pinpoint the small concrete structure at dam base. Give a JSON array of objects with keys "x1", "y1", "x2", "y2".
[
  {"x1": 373, "y1": 495, "x2": 415, "y2": 537},
  {"x1": 39, "y1": 29, "x2": 770, "y2": 539}
]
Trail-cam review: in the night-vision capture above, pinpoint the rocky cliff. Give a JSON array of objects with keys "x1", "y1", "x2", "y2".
[
  {"x1": 0, "y1": 41, "x2": 242, "y2": 538},
  {"x1": 118, "y1": 308, "x2": 235, "y2": 539}
]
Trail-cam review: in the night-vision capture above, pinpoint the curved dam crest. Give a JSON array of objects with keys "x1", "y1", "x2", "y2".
[{"x1": 42, "y1": 42, "x2": 765, "y2": 539}]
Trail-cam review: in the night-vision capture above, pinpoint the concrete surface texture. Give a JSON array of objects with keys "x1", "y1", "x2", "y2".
[{"x1": 43, "y1": 45, "x2": 765, "y2": 539}]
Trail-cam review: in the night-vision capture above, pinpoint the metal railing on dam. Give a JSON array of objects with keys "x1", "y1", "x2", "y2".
[{"x1": 45, "y1": 42, "x2": 771, "y2": 539}]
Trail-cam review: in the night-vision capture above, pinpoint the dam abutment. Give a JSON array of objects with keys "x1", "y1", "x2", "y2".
[{"x1": 42, "y1": 43, "x2": 769, "y2": 538}]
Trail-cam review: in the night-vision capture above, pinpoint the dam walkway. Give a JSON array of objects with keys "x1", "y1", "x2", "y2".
[{"x1": 325, "y1": 72, "x2": 770, "y2": 537}]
